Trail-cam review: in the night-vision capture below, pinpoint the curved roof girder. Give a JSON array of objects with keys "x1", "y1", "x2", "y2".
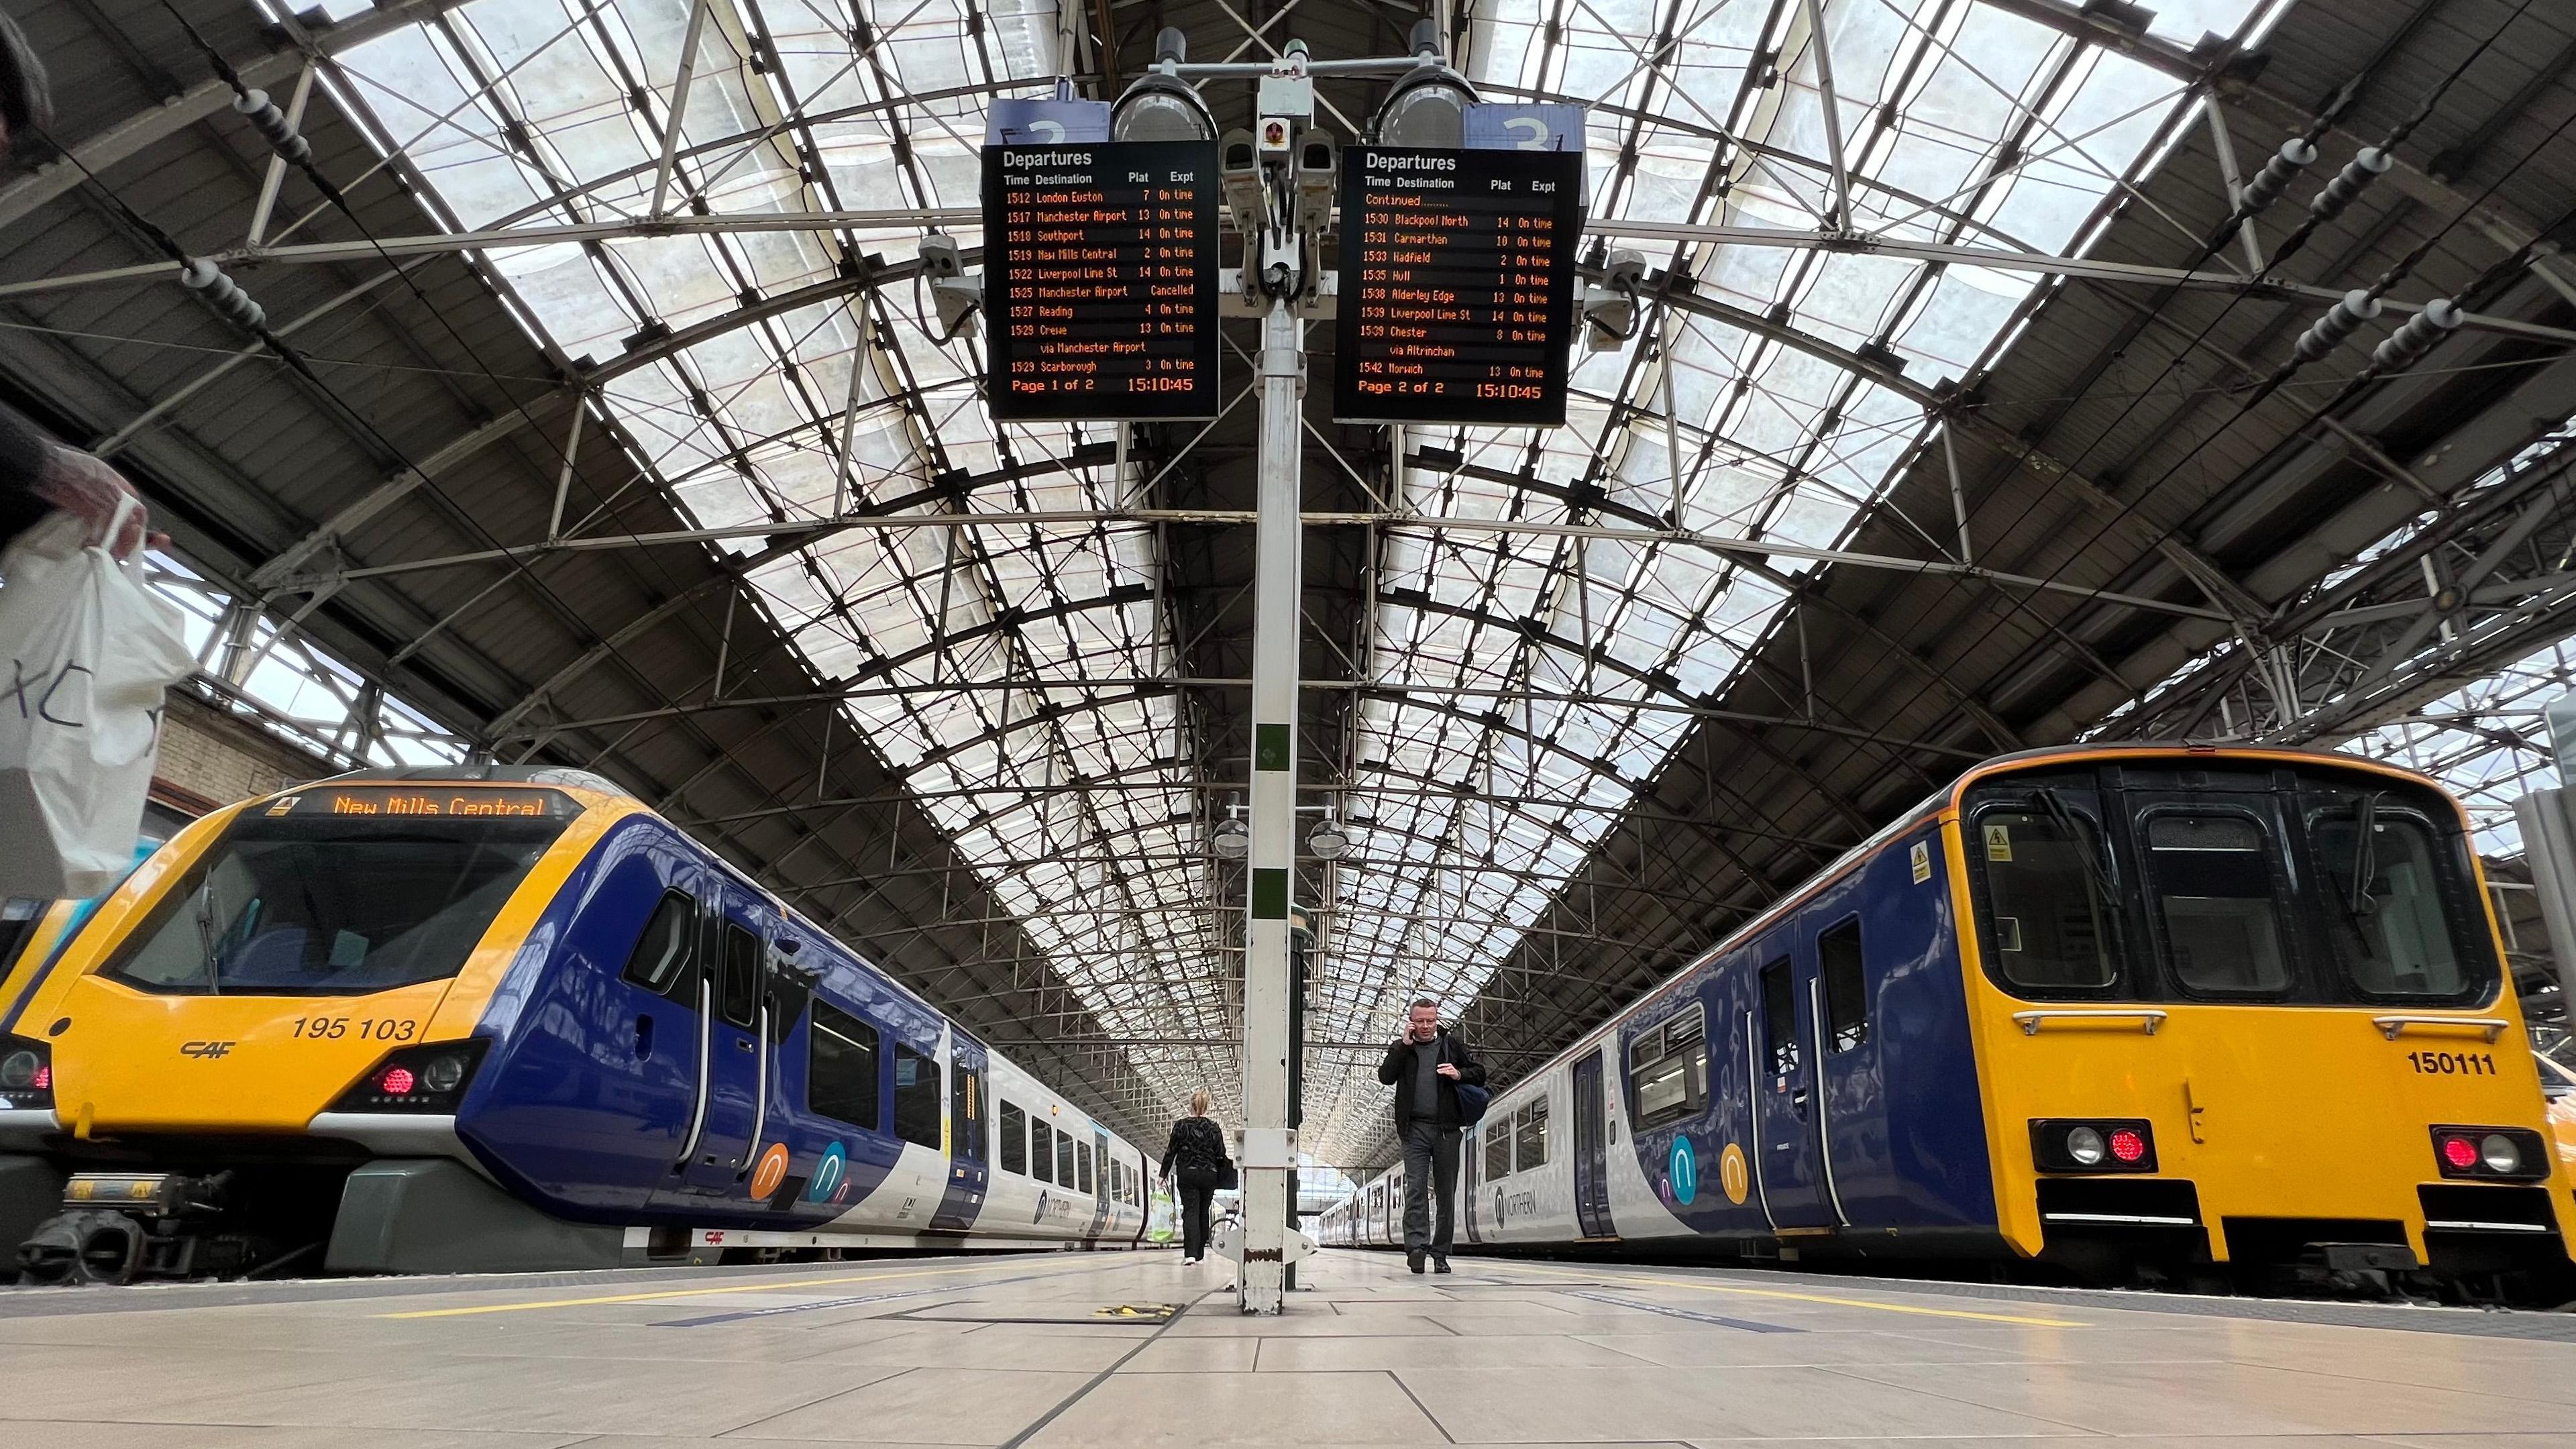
[
  {"x1": 1635, "y1": 266, "x2": 2274, "y2": 631},
  {"x1": 1979, "y1": 0, "x2": 2562, "y2": 264},
  {"x1": 0, "y1": 0, "x2": 480, "y2": 229}
]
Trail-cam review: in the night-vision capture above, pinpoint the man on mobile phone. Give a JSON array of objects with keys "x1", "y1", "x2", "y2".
[{"x1": 1376, "y1": 998, "x2": 1485, "y2": 1274}]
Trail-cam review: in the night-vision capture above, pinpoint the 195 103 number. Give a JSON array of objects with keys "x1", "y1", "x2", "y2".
[
  {"x1": 2407, "y1": 1050, "x2": 2496, "y2": 1075},
  {"x1": 289, "y1": 1017, "x2": 417, "y2": 1042}
]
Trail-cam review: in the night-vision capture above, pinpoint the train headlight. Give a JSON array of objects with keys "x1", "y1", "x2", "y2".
[
  {"x1": 2479, "y1": 1134, "x2": 2520, "y2": 1175},
  {"x1": 2030, "y1": 1118, "x2": 2156, "y2": 1173},
  {"x1": 328, "y1": 1040, "x2": 488, "y2": 1114},
  {"x1": 0, "y1": 1036, "x2": 53, "y2": 1109},
  {"x1": 421, "y1": 1053, "x2": 467, "y2": 1093},
  {"x1": 2430, "y1": 1125, "x2": 2547, "y2": 1182}
]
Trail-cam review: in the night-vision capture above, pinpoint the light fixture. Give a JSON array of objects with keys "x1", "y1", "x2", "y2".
[
  {"x1": 1212, "y1": 817, "x2": 1250, "y2": 859},
  {"x1": 1371, "y1": 19, "x2": 1477, "y2": 146},
  {"x1": 1111, "y1": 28, "x2": 1215, "y2": 143},
  {"x1": 1307, "y1": 818, "x2": 1348, "y2": 860}
]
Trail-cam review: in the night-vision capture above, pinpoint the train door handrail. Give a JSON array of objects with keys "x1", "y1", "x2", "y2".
[
  {"x1": 1807, "y1": 977, "x2": 1851, "y2": 1228},
  {"x1": 2371, "y1": 1014, "x2": 2510, "y2": 1042},
  {"x1": 2010, "y1": 1008, "x2": 2169, "y2": 1036},
  {"x1": 737, "y1": 999, "x2": 771, "y2": 1177},
  {"x1": 1744, "y1": 1010, "x2": 1776, "y2": 1232},
  {"x1": 676, "y1": 975, "x2": 714, "y2": 1166}
]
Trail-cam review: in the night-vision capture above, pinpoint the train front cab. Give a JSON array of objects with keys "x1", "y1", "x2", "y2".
[
  {"x1": 1951, "y1": 749, "x2": 2573, "y2": 1294},
  {"x1": 0, "y1": 769, "x2": 1053, "y2": 1279}
]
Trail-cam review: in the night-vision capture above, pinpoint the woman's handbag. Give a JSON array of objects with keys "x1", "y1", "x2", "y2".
[{"x1": 1216, "y1": 1156, "x2": 1238, "y2": 1191}]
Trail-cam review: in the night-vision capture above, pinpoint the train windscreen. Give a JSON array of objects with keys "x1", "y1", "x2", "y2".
[
  {"x1": 98, "y1": 796, "x2": 572, "y2": 997},
  {"x1": 1964, "y1": 763, "x2": 2497, "y2": 1007}
]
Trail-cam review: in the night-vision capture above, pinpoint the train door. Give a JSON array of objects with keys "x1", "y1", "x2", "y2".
[
  {"x1": 1462, "y1": 1121, "x2": 1482, "y2": 1244},
  {"x1": 1081, "y1": 1127, "x2": 1113, "y2": 1244},
  {"x1": 659, "y1": 885, "x2": 771, "y2": 1205},
  {"x1": 926, "y1": 1029, "x2": 989, "y2": 1233},
  {"x1": 1749, "y1": 942, "x2": 1835, "y2": 1230},
  {"x1": 1572, "y1": 1050, "x2": 1615, "y2": 1237}
]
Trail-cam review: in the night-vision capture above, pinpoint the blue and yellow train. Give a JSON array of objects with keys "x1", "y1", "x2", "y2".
[
  {"x1": 1323, "y1": 745, "x2": 2575, "y2": 1298},
  {"x1": 0, "y1": 767, "x2": 1152, "y2": 1281}
]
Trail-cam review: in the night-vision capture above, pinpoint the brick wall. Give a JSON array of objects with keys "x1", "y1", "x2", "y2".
[{"x1": 152, "y1": 691, "x2": 339, "y2": 815}]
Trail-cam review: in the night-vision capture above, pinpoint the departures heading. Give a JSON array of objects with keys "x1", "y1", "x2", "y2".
[
  {"x1": 1333, "y1": 146, "x2": 1584, "y2": 427},
  {"x1": 984, "y1": 141, "x2": 1222, "y2": 422}
]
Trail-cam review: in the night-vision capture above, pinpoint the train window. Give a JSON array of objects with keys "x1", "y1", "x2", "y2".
[
  {"x1": 807, "y1": 1001, "x2": 881, "y2": 1131},
  {"x1": 1079, "y1": 1142, "x2": 1095, "y2": 1195},
  {"x1": 717, "y1": 922, "x2": 759, "y2": 1026},
  {"x1": 1631, "y1": 1006, "x2": 1707, "y2": 1129},
  {"x1": 100, "y1": 811, "x2": 566, "y2": 996},
  {"x1": 1514, "y1": 1098, "x2": 1550, "y2": 1170},
  {"x1": 1055, "y1": 1126, "x2": 1076, "y2": 1186},
  {"x1": 1759, "y1": 959, "x2": 1798, "y2": 1077},
  {"x1": 953, "y1": 1067, "x2": 984, "y2": 1163},
  {"x1": 1032, "y1": 1120, "x2": 1055, "y2": 1183},
  {"x1": 1484, "y1": 1119, "x2": 1513, "y2": 1179},
  {"x1": 1, "y1": 898, "x2": 46, "y2": 971},
  {"x1": 1819, "y1": 920, "x2": 1867, "y2": 1052},
  {"x1": 1000, "y1": 1102, "x2": 1028, "y2": 1174},
  {"x1": 891, "y1": 1043, "x2": 942, "y2": 1148},
  {"x1": 2312, "y1": 805, "x2": 2481, "y2": 1001},
  {"x1": 2143, "y1": 811, "x2": 2291, "y2": 995},
  {"x1": 1972, "y1": 804, "x2": 2120, "y2": 991}
]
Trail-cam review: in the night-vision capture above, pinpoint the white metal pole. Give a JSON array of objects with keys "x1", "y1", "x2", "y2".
[{"x1": 1238, "y1": 296, "x2": 1304, "y2": 1314}]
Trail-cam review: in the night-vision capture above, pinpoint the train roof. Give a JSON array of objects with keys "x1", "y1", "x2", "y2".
[{"x1": 313, "y1": 764, "x2": 638, "y2": 798}]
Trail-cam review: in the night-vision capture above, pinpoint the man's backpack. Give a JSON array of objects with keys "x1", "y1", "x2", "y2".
[{"x1": 1455, "y1": 1081, "x2": 1491, "y2": 1126}]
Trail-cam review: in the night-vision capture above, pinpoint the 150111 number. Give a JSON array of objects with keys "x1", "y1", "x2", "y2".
[
  {"x1": 2407, "y1": 1050, "x2": 2496, "y2": 1075},
  {"x1": 290, "y1": 1017, "x2": 418, "y2": 1042}
]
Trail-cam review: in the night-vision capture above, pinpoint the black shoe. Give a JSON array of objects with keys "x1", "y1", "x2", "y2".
[
  {"x1": 1432, "y1": 1256, "x2": 1452, "y2": 1274},
  {"x1": 1407, "y1": 1248, "x2": 1426, "y2": 1274}
]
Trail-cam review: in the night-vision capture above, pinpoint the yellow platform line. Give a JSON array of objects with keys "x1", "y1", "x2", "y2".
[
  {"x1": 1489, "y1": 1260, "x2": 2087, "y2": 1328},
  {"x1": 379, "y1": 1252, "x2": 1118, "y2": 1320}
]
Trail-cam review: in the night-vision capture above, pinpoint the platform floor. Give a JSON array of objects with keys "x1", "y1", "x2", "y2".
[{"x1": 6, "y1": 1248, "x2": 2575, "y2": 1448}]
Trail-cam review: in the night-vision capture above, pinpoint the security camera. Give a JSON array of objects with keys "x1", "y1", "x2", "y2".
[
  {"x1": 1220, "y1": 126, "x2": 1270, "y2": 244},
  {"x1": 1294, "y1": 130, "x2": 1338, "y2": 237},
  {"x1": 920, "y1": 232, "x2": 964, "y2": 280},
  {"x1": 1582, "y1": 249, "x2": 1648, "y2": 350},
  {"x1": 921, "y1": 233, "x2": 980, "y2": 340}
]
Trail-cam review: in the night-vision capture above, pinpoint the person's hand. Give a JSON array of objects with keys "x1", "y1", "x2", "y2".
[
  {"x1": 1436, "y1": 1063, "x2": 1460, "y2": 1079},
  {"x1": 34, "y1": 447, "x2": 158, "y2": 559}
]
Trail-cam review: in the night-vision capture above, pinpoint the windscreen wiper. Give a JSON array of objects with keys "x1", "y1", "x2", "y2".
[
  {"x1": 2345, "y1": 790, "x2": 2384, "y2": 919},
  {"x1": 2035, "y1": 788, "x2": 2118, "y2": 905}
]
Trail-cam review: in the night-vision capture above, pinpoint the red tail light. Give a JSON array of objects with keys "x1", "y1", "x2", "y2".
[
  {"x1": 2108, "y1": 1128, "x2": 2147, "y2": 1163},
  {"x1": 328, "y1": 1039, "x2": 488, "y2": 1114},
  {"x1": 2438, "y1": 1134, "x2": 2478, "y2": 1170}
]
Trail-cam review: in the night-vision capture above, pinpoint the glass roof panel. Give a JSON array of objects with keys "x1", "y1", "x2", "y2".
[{"x1": 323, "y1": 0, "x2": 2269, "y2": 1150}]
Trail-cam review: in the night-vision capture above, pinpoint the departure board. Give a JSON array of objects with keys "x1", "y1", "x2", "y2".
[
  {"x1": 983, "y1": 140, "x2": 1221, "y2": 421},
  {"x1": 1334, "y1": 146, "x2": 1585, "y2": 426}
]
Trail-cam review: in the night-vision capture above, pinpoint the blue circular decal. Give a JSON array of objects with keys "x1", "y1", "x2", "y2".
[
  {"x1": 1668, "y1": 1135, "x2": 1699, "y2": 1206},
  {"x1": 806, "y1": 1140, "x2": 848, "y2": 1203}
]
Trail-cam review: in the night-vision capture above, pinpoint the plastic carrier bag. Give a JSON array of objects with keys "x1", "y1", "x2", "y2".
[{"x1": 0, "y1": 503, "x2": 195, "y2": 898}]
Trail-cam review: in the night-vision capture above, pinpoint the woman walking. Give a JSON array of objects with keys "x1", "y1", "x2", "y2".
[{"x1": 1159, "y1": 1088, "x2": 1228, "y2": 1265}]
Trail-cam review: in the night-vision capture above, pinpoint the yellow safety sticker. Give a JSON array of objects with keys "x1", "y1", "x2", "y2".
[
  {"x1": 1983, "y1": 823, "x2": 2012, "y2": 861},
  {"x1": 1910, "y1": 841, "x2": 1931, "y2": 883}
]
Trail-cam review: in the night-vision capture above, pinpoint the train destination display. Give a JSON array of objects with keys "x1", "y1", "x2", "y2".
[
  {"x1": 983, "y1": 140, "x2": 1220, "y2": 421},
  {"x1": 1334, "y1": 146, "x2": 1585, "y2": 426}
]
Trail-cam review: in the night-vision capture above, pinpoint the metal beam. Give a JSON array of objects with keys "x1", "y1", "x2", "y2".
[{"x1": 0, "y1": 0, "x2": 481, "y2": 229}]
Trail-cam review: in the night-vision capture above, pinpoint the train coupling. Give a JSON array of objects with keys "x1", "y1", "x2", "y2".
[{"x1": 16, "y1": 1171, "x2": 231, "y2": 1285}]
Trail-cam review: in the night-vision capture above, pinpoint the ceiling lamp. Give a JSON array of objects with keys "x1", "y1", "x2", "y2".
[
  {"x1": 1212, "y1": 817, "x2": 1250, "y2": 859},
  {"x1": 1307, "y1": 818, "x2": 1348, "y2": 861}
]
